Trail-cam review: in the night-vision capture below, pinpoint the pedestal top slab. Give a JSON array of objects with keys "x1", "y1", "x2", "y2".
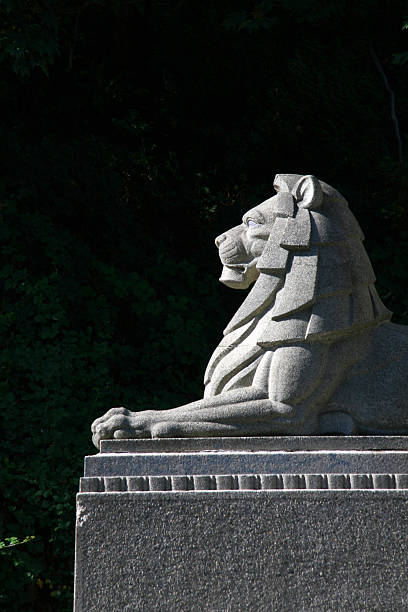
[
  {"x1": 82, "y1": 436, "x2": 408, "y2": 492},
  {"x1": 99, "y1": 435, "x2": 408, "y2": 454}
]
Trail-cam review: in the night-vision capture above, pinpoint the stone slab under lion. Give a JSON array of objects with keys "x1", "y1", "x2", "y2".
[
  {"x1": 91, "y1": 174, "x2": 408, "y2": 445},
  {"x1": 74, "y1": 437, "x2": 408, "y2": 612}
]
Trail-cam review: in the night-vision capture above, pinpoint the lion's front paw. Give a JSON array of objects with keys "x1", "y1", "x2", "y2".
[{"x1": 91, "y1": 407, "x2": 152, "y2": 448}]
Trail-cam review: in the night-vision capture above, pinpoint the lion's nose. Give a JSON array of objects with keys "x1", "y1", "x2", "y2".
[{"x1": 215, "y1": 233, "x2": 227, "y2": 247}]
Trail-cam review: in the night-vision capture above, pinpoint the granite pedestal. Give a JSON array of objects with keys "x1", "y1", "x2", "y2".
[{"x1": 74, "y1": 437, "x2": 408, "y2": 611}]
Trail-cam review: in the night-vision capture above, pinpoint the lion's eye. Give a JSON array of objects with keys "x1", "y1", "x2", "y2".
[{"x1": 247, "y1": 219, "x2": 259, "y2": 228}]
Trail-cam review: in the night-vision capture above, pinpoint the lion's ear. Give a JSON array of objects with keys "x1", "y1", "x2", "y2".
[{"x1": 292, "y1": 175, "x2": 323, "y2": 210}]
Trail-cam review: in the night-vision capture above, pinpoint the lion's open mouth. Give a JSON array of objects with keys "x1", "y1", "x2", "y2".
[
  {"x1": 219, "y1": 264, "x2": 247, "y2": 288},
  {"x1": 219, "y1": 261, "x2": 259, "y2": 289}
]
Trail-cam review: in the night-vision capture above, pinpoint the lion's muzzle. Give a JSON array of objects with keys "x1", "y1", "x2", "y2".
[{"x1": 215, "y1": 227, "x2": 249, "y2": 265}]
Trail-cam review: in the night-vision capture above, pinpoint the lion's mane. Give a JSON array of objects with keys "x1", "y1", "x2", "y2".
[{"x1": 204, "y1": 174, "x2": 391, "y2": 398}]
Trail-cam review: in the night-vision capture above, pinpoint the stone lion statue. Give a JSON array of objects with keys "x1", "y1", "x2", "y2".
[{"x1": 92, "y1": 174, "x2": 408, "y2": 446}]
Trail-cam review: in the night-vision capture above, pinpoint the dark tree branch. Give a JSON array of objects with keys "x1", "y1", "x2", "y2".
[{"x1": 370, "y1": 43, "x2": 403, "y2": 165}]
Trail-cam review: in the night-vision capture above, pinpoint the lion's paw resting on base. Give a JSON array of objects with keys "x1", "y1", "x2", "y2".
[{"x1": 92, "y1": 174, "x2": 408, "y2": 448}]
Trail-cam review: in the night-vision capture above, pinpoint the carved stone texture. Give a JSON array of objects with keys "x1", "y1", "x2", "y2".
[{"x1": 92, "y1": 174, "x2": 408, "y2": 445}]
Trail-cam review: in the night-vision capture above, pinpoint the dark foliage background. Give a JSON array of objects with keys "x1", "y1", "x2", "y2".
[{"x1": 0, "y1": 0, "x2": 408, "y2": 608}]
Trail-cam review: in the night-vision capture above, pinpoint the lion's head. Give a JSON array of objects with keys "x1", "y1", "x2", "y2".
[{"x1": 215, "y1": 174, "x2": 391, "y2": 347}]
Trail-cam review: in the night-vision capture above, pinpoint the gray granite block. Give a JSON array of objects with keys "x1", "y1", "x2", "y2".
[
  {"x1": 75, "y1": 438, "x2": 408, "y2": 611},
  {"x1": 75, "y1": 490, "x2": 408, "y2": 612},
  {"x1": 100, "y1": 435, "x2": 408, "y2": 453},
  {"x1": 84, "y1": 449, "x2": 408, "y2": 477}
]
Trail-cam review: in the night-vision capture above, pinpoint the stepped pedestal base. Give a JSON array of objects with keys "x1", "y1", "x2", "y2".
[{"x1": 74, "y1": 437, "x2": 408, "y2": 611}]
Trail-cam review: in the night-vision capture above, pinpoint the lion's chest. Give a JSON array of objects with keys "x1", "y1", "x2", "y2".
[{"x1": 203, "y1": 311, "x2": 271, "y2": 398}]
